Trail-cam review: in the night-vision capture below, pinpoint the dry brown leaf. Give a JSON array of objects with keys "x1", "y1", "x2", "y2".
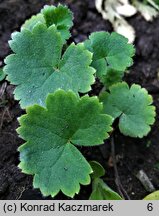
[{"x1": 95, "y1": 0, "x2": 159, "y2": 42}]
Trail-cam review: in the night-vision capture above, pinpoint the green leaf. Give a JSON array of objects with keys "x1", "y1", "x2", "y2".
[
  {"x1": 101, "y1": 68, "x2": 124, "y2": 88},
  {"x1": 22, "y1": 4, "x2": 73, "y2": 42},
  {"x1": 89, "y1": 160, "x2": 122, "y2": 200},
  {"x1": 89, "y1": 178, "x2": 122, "y2": 200},
  {"x1": 17, "y1": 90, "x2": 113, "y2": 198},
  {"x1": 143, "y1": 191, "x2": 159, "y2": 200},
  {"x1": 90, "y1": 161, "x2": 105, "y2": 179},
  {"x1": 42, "y1": 4, "x2": 73, "y2": 42},
  {"x1": 84, "y1": 32, "x2": 135, "y2": 87},
  {"x1": 100, "y1": 82, "x2": 156, "y2": 138},
  {"x1": 154, "y1": 0, "x2": 159, "y2": 5},
  {"x1": 4, "y1": 23, "x2": 95, "y2": 108},
  {"x1": 85, "y1": 31, "x2": 135, "y2": 72},
  {"x1": 22, "y1": 13, "x2": 45, "y2": 31},
  {"x1": 0, "y1": 68, "x2": 6, "y2": 81}
]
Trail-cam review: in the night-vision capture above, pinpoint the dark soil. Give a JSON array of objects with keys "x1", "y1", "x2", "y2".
[{"x1": 0, "y1": 0, "x2": 159, "y2": 200}]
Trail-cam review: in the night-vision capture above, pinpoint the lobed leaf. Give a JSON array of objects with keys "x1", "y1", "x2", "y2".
[
  {"x1": 4, "y1": 23, "x2": 95, "y2": 108},
  {"x1": 22, "y1": 4, "x2": 73, "y2": 42},
  {"x1": 84, "y1": 31, "x2": 135, "y2": 87},
  {"x1": 42, "y1": 4, "x2": 73, "y2": 42},
  {"x1": 100, "y1": 82, "x2": 156, "y2": 138},
  {"x1": 22, "y1": 13, "x2": 45, "y2": 32},
  {"x1": 17, "y1": 90, "x2": 113, "y2": 197}
]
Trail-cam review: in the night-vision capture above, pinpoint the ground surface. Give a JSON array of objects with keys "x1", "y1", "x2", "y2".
[{"x1": 0, "y1": 0, "x2": 159, "y2": 200}]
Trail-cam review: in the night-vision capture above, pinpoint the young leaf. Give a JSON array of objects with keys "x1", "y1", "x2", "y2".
[
  {"x1": 0, "y1": 68, "x2": 6, "y2": 81},
  {"x1": 143, "y1": 191, "x2": 159, "y2": 200},
  {"x1": 42, "y1": 5, "x2": 73, "y2": 42},
  {"x1": 85, "y1": 31, "x2": 135, "y2": 71},
  {"x1": 4, "y1": 23, "x2": 95, "y2": 108},
  {"x1": 84, "y1": 31, "x2": 135, "y2": 86},
  {"x1": 17, "y1": 90, "x2": 113, "y2": 198},
  {"x1": 90, "y1": 161, "x2": 105, "y2": 179},
  {"x1": 22, "y1": 4, "x2": 73, "y2": 42},
  {"x1": 89, "y1": 161, "x2": 122, "y2": 200},
  {"x1": 89, "y1": 178, "x2": 122, "y2": 200},
  {"x1": 101, "y1": 68, "x2": 124, "y2": 88},
  {"x1": 100, "y1": 82, "x2": 156, "y2": 138},
  {"x1": 22, "y1": 14, "x2": 45, "y2": 31}
]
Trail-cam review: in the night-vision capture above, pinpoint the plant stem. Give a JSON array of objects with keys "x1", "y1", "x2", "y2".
[{"x1": 111, "y1": 136, "x2": 130, "y2": 200}]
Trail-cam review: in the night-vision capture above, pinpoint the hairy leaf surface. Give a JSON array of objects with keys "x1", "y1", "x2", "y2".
[
  {"x1": 4, "y1": 24, "x2": 95, "y2": 108},
  {"x1": 100, "y1": 82, "x2": 156, "y2": 138},
  {"x1": 17, "y1": 90, "x2": 113, "y2": 197},
  {"x1": 84, "y1": 31, "x2": 135, "y2": 87},
  {"x1": 22, "y1": 4, "x2": 73, "y2": 42}
]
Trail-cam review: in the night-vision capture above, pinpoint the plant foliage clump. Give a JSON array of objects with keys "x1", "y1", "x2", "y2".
[{"x1": 3, "y1": 4, "x2": 156, "y2": 198}]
